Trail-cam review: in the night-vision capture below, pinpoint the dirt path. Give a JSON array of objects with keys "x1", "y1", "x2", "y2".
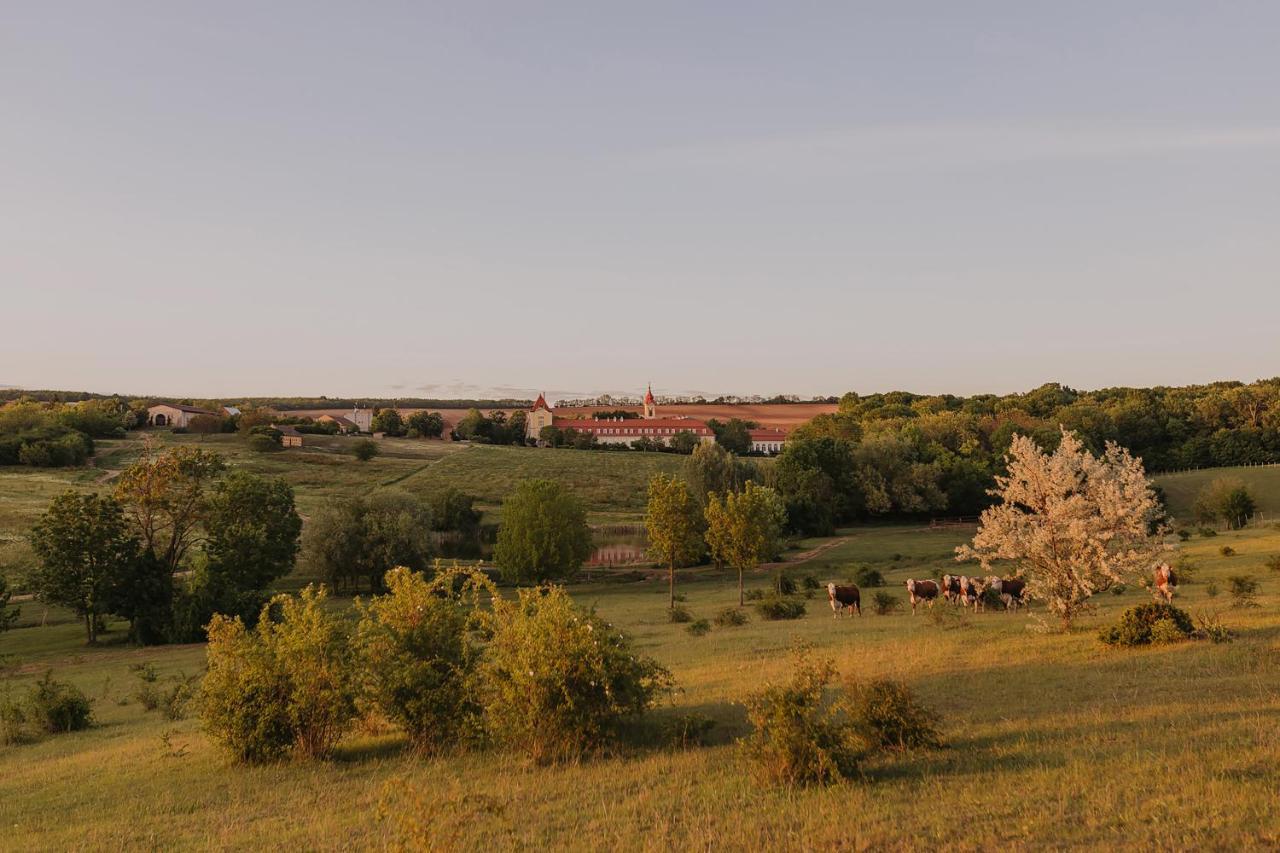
[{"x1": 760, "y1": 536, "x2": 849, "y2": 571}]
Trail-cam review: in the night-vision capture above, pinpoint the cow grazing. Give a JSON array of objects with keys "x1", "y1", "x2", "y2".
[
  {"x1": 984, "y1": 576, "x2": 1026, "y2": 611},
  {"x1": 959, "y1": 575, "x2": 985, "y2": 610},
  {"x1": 827, "y1": 582, "x2": 862, "y2": 617},
  {"x1": 941, "y1": 574, "x2": 962, "y2": 604},
  {"x1": 1153, "y1": 563, "x2": 1177, "y2": 602},
  {"x1": 905, "y1": 579, "x2": 939, "y2": 614}
]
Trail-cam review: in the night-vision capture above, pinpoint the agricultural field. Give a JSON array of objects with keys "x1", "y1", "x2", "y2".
[
  {"x1": 1155, "y1": 464, "x2": 1280, "y2": 523},
  {"x1": 3, "y1": 523, "x2": 1280, "y2": 849}
]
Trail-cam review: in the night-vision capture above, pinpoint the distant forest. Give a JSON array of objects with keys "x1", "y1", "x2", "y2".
[{"x1": 0, "y1": 391, "x2": 534, "y2": 411}]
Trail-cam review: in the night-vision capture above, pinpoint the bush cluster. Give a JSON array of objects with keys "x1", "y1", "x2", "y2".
[
  {"x1": 1099, "y1": 603, "x2": 1195, "y2": 647},
  {"x1": 1, "y1": 672, "x2": 94, "y2": 744},
  {"x1": 755, "y1": 596, "x2": 806, "y2": 621},
  {"x1": 848, "y1": 678, "x2": 942, "y2": 750},
  {"x1": 852, "y1": 565, "x2": 885, "y2": 588},
  {"x1": 713, "y1": 607, "x2": 749, "y2": 628},
  {"x1": 872, "y1": 591, "x2": 901, "y2": 615}
]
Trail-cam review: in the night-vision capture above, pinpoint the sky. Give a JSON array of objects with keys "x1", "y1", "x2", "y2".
[{"x1": 3, "y1": 2, "x2": 1278, "y2": 402}]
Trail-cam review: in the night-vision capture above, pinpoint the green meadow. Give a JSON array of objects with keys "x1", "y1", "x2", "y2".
[{"x1": 3, "y1": 439, "x2": 1280, "y2": 848}]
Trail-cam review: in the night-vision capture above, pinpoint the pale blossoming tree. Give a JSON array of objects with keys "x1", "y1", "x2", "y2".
[{"x1": 956, "y1": 430, "x2": 1167, "y2": 628}]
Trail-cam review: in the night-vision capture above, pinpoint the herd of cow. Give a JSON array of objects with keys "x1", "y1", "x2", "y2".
[{"x1": 826, "y1": 563, "x2": 1179, "y2": 617}]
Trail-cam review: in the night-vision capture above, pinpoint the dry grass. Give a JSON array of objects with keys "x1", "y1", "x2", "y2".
[{"x1": 3, "y1": 524, "x2": 1280, "y2": 848}]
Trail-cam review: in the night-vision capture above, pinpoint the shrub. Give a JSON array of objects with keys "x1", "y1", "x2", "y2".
[
  {"x1": 686, "y1": 618, "x2": 711, "y2": 636},
  {"x1": 1266, "y1": 555, "x2": 1280, "y2": 573},
  {"x1": 776, "y1": 575, "x2": 798, "y2": 596},
  {"x1": 801, "y1": 575, "x2": 821, "y2": 591},
  {"x1": 872, "y1": 592, "x2": 900, "y2": 615},
  {"x1": 25, "y1": 672, "x2": 93, "y2": 734},
  {"x1": 354, "y1": 566, "x2": 489, "y2": 754},
  {"x1": 740, "y1": 646, "x2": 866, "y2": 787},
  {"x1": 1198, "y1": 527, "x2": 1217, "y2": 538},
  {"x1": 1172, "y1": 556, "x2": 1197, "y2": 584},
  {"x1": 478, "y1": 585, "x2": 672, "y2": 763},
  {"x1": 1175, "y1": 529, "x2": 1191, "y2": 541},
  {"x1": 755, "y1": 596, "x2": 806, "y2": 621},
  {"x1": 666, "y1": 713, "x2": 715, "y2": 748},
  {"x1": 1194, "y1": 611, "x2": 1233, "y2": 644},
  {"x1": 1206, "y1": 582, "x2": 1219, "y2": 598},
  {"x1": 1149, "y1": 618, "x2": 1189, "y2": 645},
  {"x1": 1099, "y1": 603, "x2": 1194, "y2": 647},
  {"x1": 848, "y1": 678, "x2": 941, "y2": 750},
  {"x1": 852, "y1": 565, "x2": 885, "y2": 588},
  {"x1": 1219, "y1": 546, "x2": 1235, "y2": 557},
  {"x1": 247, "y1": 434, "x2": 281, "y2": 453},
  {"x1": 743, "y1": 589, "x2": 766, "y2": 602},
  {"x1": 1227, "y1": 575, "x2": 1260, "y2": 608},
  {"x1": 352, "y1": 439, "x2": 379, "y2": 461},
  {"x1": 200, "y1": 586, "x2": 357, "y2": 762},
  {"x1": 1110, "y1": 583, "x2": 1127, "y2": 596},
  {"x1": 713, "y1": 607, "x2": 749, "y2": 628},
  {"x1": 130, "y1": 663, "x2": 161, "y2": 711},
  {"x1": 0, "y1": 689, "x2": 31, "y2": 745},
  {"x1": 668, "y1": 605, "x2": 693, "y2": 624}
]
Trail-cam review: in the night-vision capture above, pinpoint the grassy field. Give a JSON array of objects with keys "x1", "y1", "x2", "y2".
[
  {"x1": 3, "y1": 523, "x2": 1279, "y2": 849},
  {"x1": 1155, "y1": 464, "x2": 1280, "y2": 523}
]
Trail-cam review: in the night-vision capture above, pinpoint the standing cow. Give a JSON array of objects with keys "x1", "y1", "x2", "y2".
[
  {"x1": 905, "y1": 579, "x2": 939, "y2": 614},
  {"x1": 941, "y1": 574, "x2": 962, "y2": 604},
  {"x1": 959, "y1": 575, "x2": 985, "y2": 611},
  {"x1": 827, "y1": 582, "x2": 862, "y2": 617},
  {"x1": 1152, "y1": 563, "x2": 1177, "y2": 602},
  {"x1": 984, "y1": 576, "x2": 1026, "y2": 611}
]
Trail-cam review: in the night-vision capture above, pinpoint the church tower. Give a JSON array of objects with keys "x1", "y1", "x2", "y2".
[{"x1": 643, "y1": 384, "x2": 657, "y2": 419}]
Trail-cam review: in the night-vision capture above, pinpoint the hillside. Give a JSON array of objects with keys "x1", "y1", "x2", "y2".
[{"x1": 1154, "y1": 464, "x2": 1280, "y2": 523}]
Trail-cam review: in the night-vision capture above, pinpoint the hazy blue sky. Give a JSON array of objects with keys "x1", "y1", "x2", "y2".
[{"x1": 3, "y1": 2, "x2": 1278, "y2": 401}]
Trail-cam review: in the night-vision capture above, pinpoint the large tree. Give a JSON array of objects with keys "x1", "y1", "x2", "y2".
[
  {"x1": 645, "y1": 474, "x2": 705, "y2": 608},
  {"x1": 956, "y1": 430, "x2": 1166, "y2": 628},
  {"x1": 705, "y1": 481, "x2": 787, "y2": 606},
  {"x1": 494, "y1": 479, "x2": 592, "y2": 584},
  {"x1": 113, "y1": 443, "x2": 226, "y2": 576},
  {"x1": 1192, "y1": 477, "x2": 1256, "y2": 530},
  {"x1": 682, "y1": 442, "x2": 754, "y2": 506},
  {"x1": 303, "y1": 491, "x2": 432, "y2": 593},
  {"x1": 204, "y1": 470, "x2": 303, "y2": 591},
  {"x1": 29, "y1": 492, "x2": 141, "y2": 643}
]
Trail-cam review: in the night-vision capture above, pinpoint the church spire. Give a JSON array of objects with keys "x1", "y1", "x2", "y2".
[{"x1": 643, "y1": 384, "x2": 656, "y2": 419}]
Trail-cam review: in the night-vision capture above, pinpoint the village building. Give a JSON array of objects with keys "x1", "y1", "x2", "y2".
[
  {"x1": 749, "y1": 428, "x2": 787, "y2": 455},
  {"x1": 275, "y1": 424, "x2": 304, "y2": 447},
  {"x1": 317, "y1": 413, "x2": 359, "y2": 433},
  {"x1": 222, "y1": 406, "x2": 241, "y2": 417},
  {"x1": 526, "y1": 386, "x2": 716, "y2": 447},
  {"x1": 147, "y1": 403, "x2": 219, "y2": 429},
  {"x1": 349, "y1": 406, "x2": 373, "y2": 433}
]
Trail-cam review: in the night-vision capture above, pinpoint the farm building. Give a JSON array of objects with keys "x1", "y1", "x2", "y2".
[
  {"x1": 147, "y1": 403, "x2": 219, "y2": 429},
  {"x1": 349, "y1": 407, "x2": 373, "y2": 432},
  {"x1": 222, "y1": 406, "x2": 241, "y2": 417},
  {"x1": 526, "y1": 386, "x2": 716, "y2": 447},
  {"x1": 317, "y1": 414, "x2": 359, "y2": 433},
  {"x1": 275, "y1": 425, "x2": 304, "y2": 447}
]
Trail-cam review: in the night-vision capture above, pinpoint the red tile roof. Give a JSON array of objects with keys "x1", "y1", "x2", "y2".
[
  {"x1": 553, "y1": 417, "x2": 711, "y2": 435},
  {"x1": 749, "y1": 428, "x2": 787, "y2": 440},
  {"x1": 531, "y1": 393, "x2": 550, "y2": 412},
  {"x1": 644, "y1": 385, "x2": 655, "y2": 405}
]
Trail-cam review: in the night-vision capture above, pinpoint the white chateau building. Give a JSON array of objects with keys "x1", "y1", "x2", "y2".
[{"x1": 525, "y1": 386, "x2": 716, "y2": 446}]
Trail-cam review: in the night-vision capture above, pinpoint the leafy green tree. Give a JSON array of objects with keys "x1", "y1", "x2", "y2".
[
  {"x1": 406, "y1": 410, "x2": 445, "y2": 439},
  {"x1": 682, "y1": 442, "x2": 754, "y2": 506},
  {"x1": 427, "y1": 487, "x2": 482, "y2": 533},
  {"x1": 0, "y1": 574, "x2": 19, "y2": 632},
  {"x1": 669, "y1": 430, "x2": 701, "y2": 454},
  {"x1": 187, "y1": 414, "x2": 223, "y2": 440},
  {"x1": 453, "y1": 408, "x2": 490, "y2": 442},
  {"x1": 705, "y1": 481, "x2": 787, "y2": 605},
  {"x1": 204, "y1": 471, "x2": 302, "y2": 591},
  {"x1": 1193, "y1": 477, "x2": 1256, "y2": 529},
  {"x1": 29, "y1": 492, "x2": 141, "y2": 643},
  {"x1": 538, "y1": 425, "x2": 563, "y2": 447},
  {"x1": 372, "y1": 408, "x2": 405, "y2": 436},
  {"x1": 494, "y1": 479, "x2": 592, "y2": 584},
  {"x1": 303, "y1": 491, "x2": 433, "y2": 593},
  {"x1": 645, "y1": 474, "x2": 705, "y2": 608},
  {"x1": 772, "y1": 437, "x2": 859, "y2": 533},
  {"x1": 708, "y1": 418, "x2": 755, "y2": 455},
  {"x1": 352, "y1": 439, "x2": 379, "y2": 461},
  {"x1": 113, "y1": 444, "x2": 226, "y2": 576}
]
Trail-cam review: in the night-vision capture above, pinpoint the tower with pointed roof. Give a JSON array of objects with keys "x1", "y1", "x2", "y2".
[
  {"x1": 526, "y1": 392, "x2": 555, "y2": 441},
  {"x1": 643, "y1": 384, "x2": 657, "y2": 419}
]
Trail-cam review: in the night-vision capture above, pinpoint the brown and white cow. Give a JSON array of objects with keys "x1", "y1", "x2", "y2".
[
  {"x1": 905, "y1": 579, "x2": 939, "y2": 614},
  {"x1": 959, "y1": 575, "x2": 985, "y2": 611},
  {"x1": 984, "y1": 576, "x2": 1026, "y2": 611},
  {"x1": 1152, "y1": 563, "x2": 1177, "y2": 602},
  {"x1": 827, "y1": 582, "x2": 862, "y2": 617},
  {"x1": 941, "y1": 574, "x2": 963, "y2": 604}
]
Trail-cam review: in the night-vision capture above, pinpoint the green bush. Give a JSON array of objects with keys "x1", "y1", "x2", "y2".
[
  {"x1": 1219, "y1": 546, "x2": 1235, "y2": 557},
  {"x1": 355, "y1": 565, "x2": 489, "y2": 753},
  {"x1": 740, "y1": 646, "x2": 866, "y2": 787},
  {"x1": 1198, "y1": 527, "x2": 1217, "y2": 538},
  {"x1": 743, "y1": 589, "x2": 766, "y2": 602},
  {"x1": 1149, "y1": 618, "x2": 1189, "y2": 645},
  {"x1": 1175, "y1": 529, "x2": 1191, "y2": 541},
  {"x1": 246, "y1": 434, "x2": 282, "y2": 453},
  {"x1": 1194, "y1": 611, "x2": 1233, "y2": 644},
  {"x1": 352, "y1": 439, "x2": 379, "y2": 462},
  {"x1": 130, "y1": 663, "x2": 161, "y2": 711},
  {"x1": 755, "y1": 596, "x2": 806, "y2": 621},
  {"x1": 478, "y1": 585, "x2": 672, "y2": 763},
  {"x1": 200, "y1": 586, "x2": 357, "y2": 762},
  {"x1": 852, "y1": 565, "x2": 885, "y2": 588},
  {"x1": 1227, "y1": 575, "x2": 1260, "y2": 608},
  {"x1": 668, "y1": 605, "x2": 693, "y2": 624},
  {"x1": 1099, "y1": 603, "x2": 1194, "y2": 647},
  {"x1": 872, "y1": 591, "x2": 900, "y2": 615},
  {"x1": 686, "y1": 618, "x2": 711, "y2": 636},
  {"x1": 801, "y1": 575, "x2": 821, "y2": 591},
  {"x1": 713, "y1": 607, "x2": 749, "y2": 628},
  {"x1": 776, "y1": 575, "x2": 798, "y2": 596},
  {"x1": 849, "y1": 678, "x2": 941, "y2": 750},
  {"x1": 25, "y1": 672, "x2": 94, "y2": 734}
]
